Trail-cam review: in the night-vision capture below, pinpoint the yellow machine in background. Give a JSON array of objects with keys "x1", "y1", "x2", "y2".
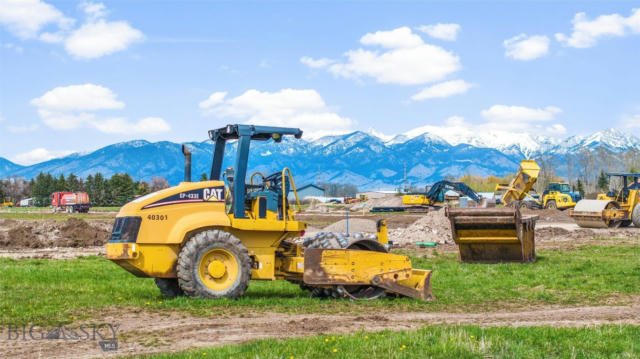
[
  {"x1": 497, "y1": 160, "x2": 540, "y2": 207},
  {"x1": 0, "y1": 200, "x2": 14, "y2": 208},
  {"x1": 107, "y1": 125, "x2": 433, "y2": 301},
  {"x1": 497, "y1": 160, "x2": 579, "y2": 210},
  {"x1": 570, "y1": 172, "x2": 640, "y2": 228}
]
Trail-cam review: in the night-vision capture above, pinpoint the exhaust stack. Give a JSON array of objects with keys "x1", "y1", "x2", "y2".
[{"x1": 182, "y1": 144, "x2": 192, "y2": 182}]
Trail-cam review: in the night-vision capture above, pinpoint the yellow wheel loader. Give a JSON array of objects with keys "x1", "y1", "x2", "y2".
[
  {"x1": 570, "y1": 172, "x2": 640, "y2": 228},
  {"x1": 107, "y1": 124, "x2": 433, "y2": 300}
]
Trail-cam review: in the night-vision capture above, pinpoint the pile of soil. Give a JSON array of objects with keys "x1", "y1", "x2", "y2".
[
  {"x1": 523, "y1": 208, "x2": 573, "y2": 223},
  {"x1": 0, "y1": 218, "x2": 111, "y2": 248},
  {"x1": 390, "y1": 209, "x2": 452, "y2": 245},
  {"x1": 323, "y1": 218, "x2": 377, "y2": 233},
  {"x1": 3, "y1": 225, "x2": 46, "y2": 248},
  {"x1": 347, "y1": 196, "x2": 403, "y2": 211},
  {"x1": 57, "y1": 218, "x2": 110, "y2": 247}
]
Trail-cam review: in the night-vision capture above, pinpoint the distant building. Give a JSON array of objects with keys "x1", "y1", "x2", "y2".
[
  {"x1": 19, "y1": 198, "x2": 34, "y2": 207},
  {"x1": 290, "y1": 184, "x2": 325, "y2": 201}
]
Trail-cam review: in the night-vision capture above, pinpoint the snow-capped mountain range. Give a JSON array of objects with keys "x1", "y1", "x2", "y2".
[{"x1": 0, "y1": 128, "x2": 638, "y2": 190}]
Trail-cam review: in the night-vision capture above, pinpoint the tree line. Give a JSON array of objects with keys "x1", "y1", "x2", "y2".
[{"x1": 1, "y1": 172, "x2": 172, "y2": 207}]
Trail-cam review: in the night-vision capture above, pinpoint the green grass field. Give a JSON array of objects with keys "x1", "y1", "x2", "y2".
[
  {"x1": 1, "y1": 244, "x2": 638, "y2": 325},
  {"x1": 140, "y1": 325, "x2": 639, "y2": 359}
]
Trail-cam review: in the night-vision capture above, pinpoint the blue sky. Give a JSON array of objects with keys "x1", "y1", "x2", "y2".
[{"x1": 1, "y1": 1, "x2": 639, "y2": 165}]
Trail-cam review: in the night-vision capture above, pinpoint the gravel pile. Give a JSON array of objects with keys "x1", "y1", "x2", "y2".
[
  {"x1": 323, "y1": 218, "x2": 377, "y2": 233},
  {"x1": 389, "y1": 209, "x2": 452, "y2": 245}
]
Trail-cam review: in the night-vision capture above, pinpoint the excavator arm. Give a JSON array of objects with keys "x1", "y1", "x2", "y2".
[{"x1": 425, "y1": 180, "x2": 481, "y2": 204}]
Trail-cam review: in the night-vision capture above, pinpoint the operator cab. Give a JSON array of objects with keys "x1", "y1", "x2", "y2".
[
  {"x1": 605, "y1": 173, "x2": 640, "y2": 202},
  {"x1": 207, "y1": 124, "x2": 303, "y2": 221}
]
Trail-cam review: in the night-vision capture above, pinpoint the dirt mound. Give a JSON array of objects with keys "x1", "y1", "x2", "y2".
[
  {"x1": 347, "y1": 195, "x2": 403, "y2": 211},
  {"x1": 4, "y1": 225, "x2": 47, "y2": 248},
  {"x1": 523, "y1": 208, "x2": 573, "y2": 223},
  {"x1": 58, "y1": 218, "x2": 110, "y2": 247},
  {"x1": 0, "y1": 218, "x2": 111, "y2": 248},
  {"x1": 390, "y1": 209, "x2": 452, "y2": 245},
  {"x1": 323, "y1": 218, "x2": 377, "y2": 233}
]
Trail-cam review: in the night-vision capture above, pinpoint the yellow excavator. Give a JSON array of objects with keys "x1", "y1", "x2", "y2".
[
  {"x1": 570, "y1": 172, "x2": 640, "y2": 228},
  {"x1": 107, "y1": 124, "x2": 433, "y2": 300}
]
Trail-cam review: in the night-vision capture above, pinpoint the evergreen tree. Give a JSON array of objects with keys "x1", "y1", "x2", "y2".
[
  {"x1": 108, "y1": 173, "x2": 135, "y2": 206},
  {"x1": 576, "y1": 178, "x2": 585, "y2": 196},
  {"x1": 85, "y1": 174, "x2": 95, "y2": 204},
  {"x1": 67, "y1": 173, "x2": 80, "y2": 191},
  {"x1": 55, "y1": 174, "x2": 67, "y2": 192},
  {"x1": 135, "y1": 181, "x2": 150, "y2": 196},
  {"x1": 200, "y1": 173, "x2": 208, "y2": 181},
  {"x1": 93, "y1": 173, "x2": 107, "y2": 206},
  {"x1": 597, "y1": 170, "x2": 609, "y2": 192}
]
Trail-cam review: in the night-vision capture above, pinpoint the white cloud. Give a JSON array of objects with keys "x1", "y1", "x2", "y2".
[
  {"x1": 31, "y1": 83, "x2": 168, "y2": 134},
  {"x1": 300, "y1": 56, "x2": 334, "y2": 68},
  {"x1": 360, "y1": 27, "x2": 424, "y2": 48},
  {"x1": 11, "y1": 148, "x2": 74, "y2": 165},
  {"x1": 65, "y1": 19, "x2": 144, "y2": 59},
  {"x1": 91, "y1": 117, "x2": 170, "y2": 135},
  {"x1": 7, "y1": 124, "x2": 39, "y2": 133},
  {"x1": 80, "y1": 1, "x2": 108, "y2": 21},
  {"x1": 481, "y1": 105, "x2": 561, "y2": 123},
  {"x1": 411, "y1": 80, "x2": 474, "y2": 101},
  {"x1": 199, "y1": 92, "x2": 227, "y2": 109},
  {"x1": 31, "y1": 84, "x2": 124, "y2": 112},
  {"x1": 0, "y1": 1, "x2": 143, "y2": 59},
  {"x1": 416, "y1": 23, "x2": 461, "y2": 41},
  {"x1": 556, "y1": 9, "x2": 640, "y2": 48},
  {"x1": 303, "y1": 27, "x2": 460, "y2": 85},
  {"x1": 504, "y1": 34, "x2": 550, "y2": 60},
  {"x1": 0, "y1": 0, "x2": 73, "y2": 39},
  {"x1": 200, "y1": 89, "x2": 354, "y2": 138},
  {"x1": 39, "y1": 31, "x2": 65, "y2": 43},
  {"x1": 2, "y1": 41, "x2": 23, "y2": 53},
  {"x1": 622, "y1": 113, "x2": 640, "y2": 129},
  {"x1": 546, "y1": 123, "x2": 567, "y2": 134}
]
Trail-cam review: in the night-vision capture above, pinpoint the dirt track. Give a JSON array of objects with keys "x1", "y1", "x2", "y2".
[{"x1": 1, "y1": 301, "x2": 638, "y2": 359}]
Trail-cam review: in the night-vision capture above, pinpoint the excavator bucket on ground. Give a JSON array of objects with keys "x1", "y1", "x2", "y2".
[{"x1": 446, "y1": 208, "x2": 538, "y2": 263}]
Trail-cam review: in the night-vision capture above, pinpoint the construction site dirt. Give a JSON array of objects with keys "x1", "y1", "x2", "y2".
[
  {"x1": 2, "y1": 299, "x2": 638, "y2": 359},
  {"x1": 1, "y1": 207, "x2": 638, "y2": 258}
]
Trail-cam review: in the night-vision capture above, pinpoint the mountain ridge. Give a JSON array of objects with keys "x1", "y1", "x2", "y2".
[{"x1": 1, "y1": 128, "x2": 638, "y2": 190}]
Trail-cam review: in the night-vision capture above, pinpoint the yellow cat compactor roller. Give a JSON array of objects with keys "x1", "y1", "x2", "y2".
[
  {"x1": 570, "y1": 172, "x2": 640, "y2": 228},
  {"x1": 106, "y1": 124, "x2": 433, "y2": 300}
]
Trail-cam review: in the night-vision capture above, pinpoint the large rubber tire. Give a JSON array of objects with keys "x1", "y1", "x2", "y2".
[
  {"x1": 154, "y1": 278, "x2": 184, "y2": 298},
  {"x1": 632, "y1": 204, "x2": 640, "y2": 228},
  {"x1": 177, "y1": 230, "x2": 251, "y2": 299},
  {"x1": 545, "y1": 200, "x2": 557, "y2": 209}
]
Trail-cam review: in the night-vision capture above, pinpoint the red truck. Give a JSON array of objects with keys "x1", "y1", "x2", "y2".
[{"x1": 51, "y1": 192, "x2": 91, "y2": 213}]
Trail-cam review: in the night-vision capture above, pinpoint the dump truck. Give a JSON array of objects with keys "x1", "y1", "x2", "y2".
[
  {"x1": 51, "y1": 191, "x2": 91, "y2": 213},
  {"x1": 446, "y1": 207, "x2": 538, "y2": 263},
  {"x1": 496, "y1": 160, "x2": 540, "y2": 208},
  {"x1": 402, "y1": 180, "x2": 481, "y2": 212},
  {"x1": 106, "y1": 124, "x2": 433, "y2": 301},
  {"x1": 570, "y1": 172, "x2": 640, "y2": 228},
  {"x1": 496, "y1": 160, "x2": 579, "y2": 210}
]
